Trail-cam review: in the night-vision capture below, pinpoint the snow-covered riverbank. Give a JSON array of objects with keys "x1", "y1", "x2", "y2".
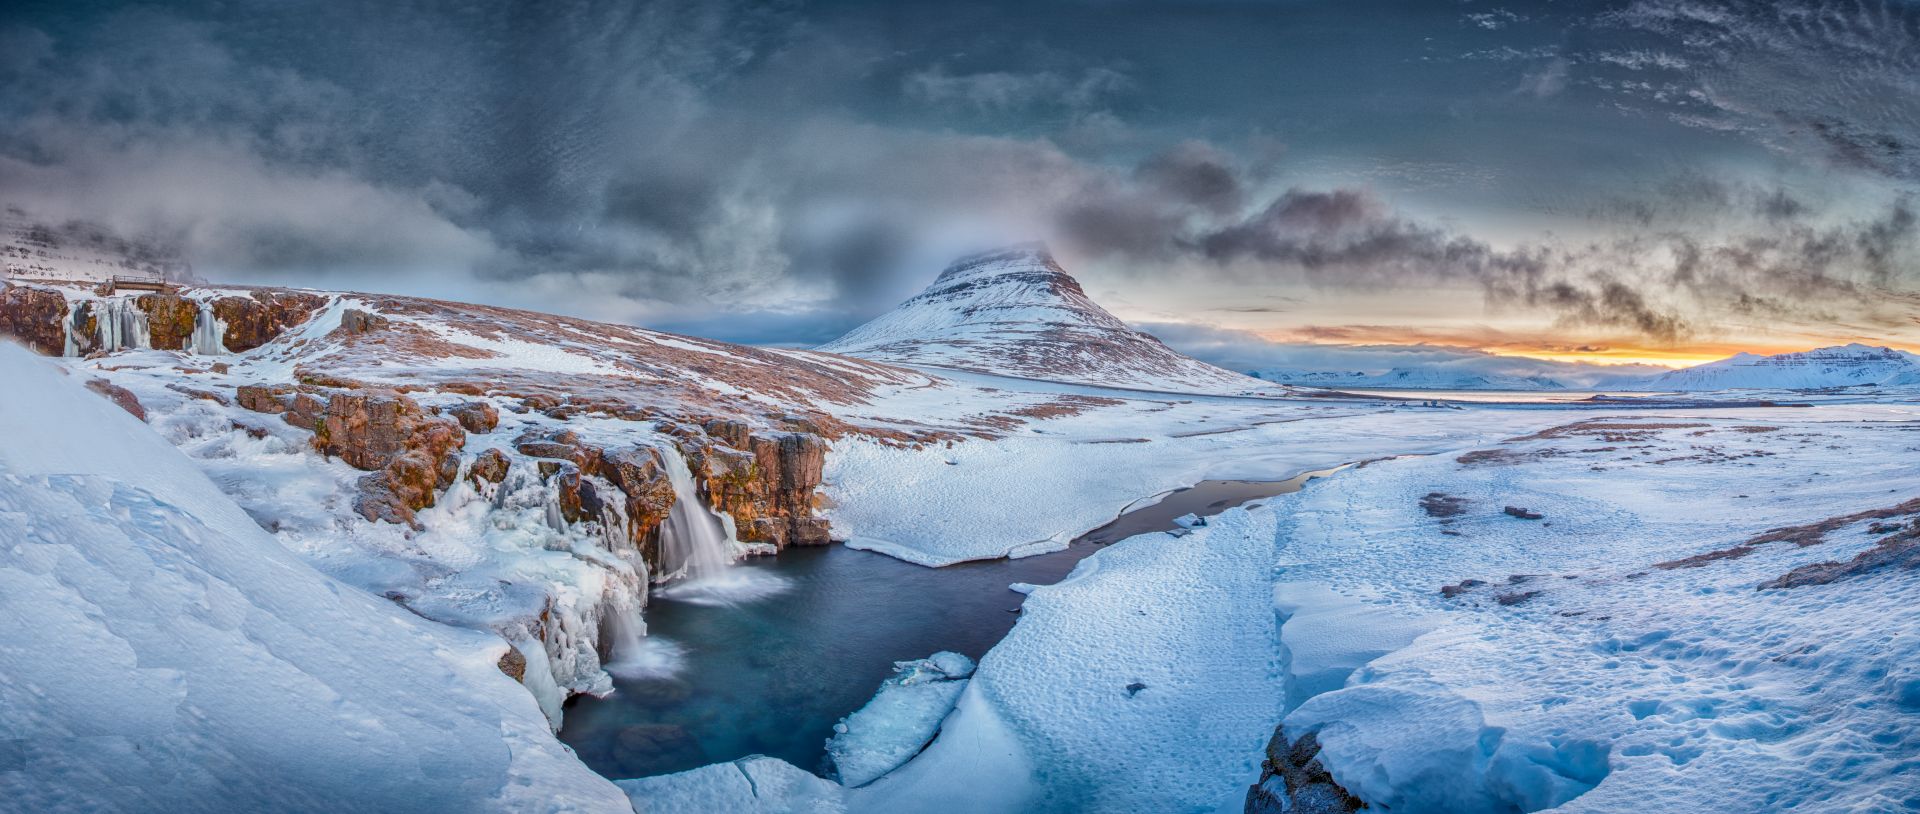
[{"x1": 634, "y1": 402, "x2": 1920, "y2": 813}]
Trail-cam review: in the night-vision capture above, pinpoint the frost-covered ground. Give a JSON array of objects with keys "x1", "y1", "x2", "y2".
[
  {"x1": 1263, "y1": 407, "x2": 1920, "y2": 813},
  {"x1": 0, "y1": 345, "x2": 631, "y2": 813},
  {"x1": 17, "y1": 277, "x2": 1920, "y2": 813},
  {"x1": 823, "y1": 367, "x2": 1563, "y2": 566},
  {"x1": 636, "y1": 401, "x2": 1920, "y2": 813}
]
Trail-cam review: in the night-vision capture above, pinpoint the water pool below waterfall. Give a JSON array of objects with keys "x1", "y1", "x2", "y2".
[{"x1": 558, "y1": 467, "x2": 1342, "y2": 781}]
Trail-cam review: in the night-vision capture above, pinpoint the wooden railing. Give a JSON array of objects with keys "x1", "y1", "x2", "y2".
[{"x1": 108, "y1": 275, "x2": 172, "y2": 293}]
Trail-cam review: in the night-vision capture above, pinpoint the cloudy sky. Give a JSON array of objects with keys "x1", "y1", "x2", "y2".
[{"x1": 4, "y1": 0, "x2": 1919, "y2": 371}]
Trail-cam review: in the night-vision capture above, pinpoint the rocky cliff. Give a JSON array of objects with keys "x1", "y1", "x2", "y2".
[
  {"x1": 0, "y1": 283, "x2": 68, "y2": 354},
  {"x1": 4, "y1": 276, "x2": 933, "y2": 715}
]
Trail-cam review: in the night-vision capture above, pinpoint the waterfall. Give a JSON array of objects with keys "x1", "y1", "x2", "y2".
[
  {"x1": 650, "y1": 443, "x2": 791, "y2": 605},
  {"x1": 655, "y1": 443, "x2": 737, "y2": 583},
  {"x1": 94, "y1": 298, "x2": 150, "y2": 352},
  {"x1": 188, "y1": 301, "x2": 226, "y2": 355},
  {"x1": 62, "y1": 308, "x2": 78, "y2": 357}
]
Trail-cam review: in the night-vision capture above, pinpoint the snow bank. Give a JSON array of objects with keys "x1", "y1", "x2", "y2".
[
  {"x1": 0, "y1": 344, "x2": 630, "y2": 813},
  {"x1": 1285, "y1": 672, "x2": 1608, "y2": 813},
  {"x1": 826, "y1": 652, "x2": 975, "y2": 787},
  {"x1": 854, "y1": 507, "x2": 1289, "y2": 812},
  {"x1": 618, "y1": 755, "x2": 845, "y2": 814},
  {"x1": 1272, "y1": 581, "x2": 1433, "y2": 710},
  {"x1": 1263, "y1": 409, "x2": 1920, "y2": 813}
]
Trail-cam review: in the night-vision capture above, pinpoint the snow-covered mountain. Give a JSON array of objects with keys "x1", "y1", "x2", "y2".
[
  {"x1": 820, "y1": 244, "x2": 1270, "y2": 394},
  {"x1": 1642, "y1": 343, "x2": 1920, "y2": 390},
  {"x1": 1252, "y1": 367, "x2": 1568, "y2": 390}
]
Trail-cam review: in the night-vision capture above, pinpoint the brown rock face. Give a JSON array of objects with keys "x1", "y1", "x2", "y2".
[
  {"x1": 1245, "y1": 729, "x2": 1364, "y2": 814},
  {"x1": 688, "y1": 421, "x2": 832, "y2": 547},
  {"x1": 338, "y1": 308, "x2": 389, "y2": 336},
  {"x1": 236, "y1": 384, "x2": 294, "y2": 414},
  {"x1": 135, "y1": 293, "x2": 199, "y2": 351},
  {"x1": 285, "y1": 392, "x2": 326, "y2": 430},
  {"x1": 497, "y1": 647, "x2": 528, "y2": 682},
  {"x1": 213, "y1": 291, "x2": 328, "y2": 352},
  {"x1": 67, "y1": 301, "x2": 100, "y2": 356},
  {"x1": 596, "y1": 446, "x2": 680, "y2": 563},
  {"x1": 84, "y1": 379, "x2": 147, "y2": 421},
  {"x1": 299, "y1": 389, "x2": 466, "y2": 525},
  {"x1": 447, "y1": 401, "x2": 500, "y2": 434},
  {"x1": 315, "y1": 392, "x2": 461, "y2": 471},
  {"x1": 0, "y1": 283, "x2": 70, "y2": 355},
  {"x1": 470, "y1": 448, "x2": 511, "y2": 485}
]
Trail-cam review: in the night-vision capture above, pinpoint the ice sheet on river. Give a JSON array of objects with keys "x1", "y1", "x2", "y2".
[{"x1": 826, "y1": 651, "x2": 975, "y2": 787}]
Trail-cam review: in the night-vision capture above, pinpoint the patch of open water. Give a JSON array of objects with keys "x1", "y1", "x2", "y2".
[{"x1": 558, "y1": 466, "x2": 1342, "y2": 780}]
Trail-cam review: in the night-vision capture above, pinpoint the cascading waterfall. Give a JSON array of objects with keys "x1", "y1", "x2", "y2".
[
  {"x1": 94, "y1": 298, "x2": 151, "y2": 352},
  {"x1": 188, "y1": 300, "x2": 226, "y2": 355},
  {"x1": 655, "y1": 443, "x2": 737, "y2": 583},
  {"x1": 651, "y1": 443, "x2": 790, "y2": 605},
  {"x1": 61, "y1": 308, "x2": 79, "y2": 357}
]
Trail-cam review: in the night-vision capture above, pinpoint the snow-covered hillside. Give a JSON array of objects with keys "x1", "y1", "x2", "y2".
[
  {"x1": 0, "y1": 344, "x2": 630, "y2": 813},
  {"x1": 821, "y1": 245, "x2": 1271, "y2": 394},
  {"x1": 1643, "y1": 343, "x2": 1920, "y2": 390}
]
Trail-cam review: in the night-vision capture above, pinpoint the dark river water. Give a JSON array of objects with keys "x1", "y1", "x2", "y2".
[{"x1": 558, "y1": 468, "x2": 1340, "y2": 780}]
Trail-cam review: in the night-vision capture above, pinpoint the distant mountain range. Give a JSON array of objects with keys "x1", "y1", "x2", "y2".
[
  {"x1": 1250, "y1": 368, "x2": 1572, "y2": 391},
  {"x1": 1639, "y1": 343, "x2": 1920, "y2": 391},
  {"x1": 1253, "y1": 343, "x2": 1920, "y2": 392}
]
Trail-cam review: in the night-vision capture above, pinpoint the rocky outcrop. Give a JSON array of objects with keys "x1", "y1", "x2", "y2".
[
  {"x1": 238, "y1": 384, "x2": 466, "y2": 525},
  {"x1": 236, "y1": 384, "x2": 291, "y2": 414},
  {"x1": 85, "y1": 378, "x2": 147, "y2": 421},
  {"x1": 596, "y1": 446, "x2": 679, "y2": 556},
  {"x1": 447, "y1": 401, "x2": 500, "y2": 434},
  {"x1": 339, "y1": 308, "x2": 389, "y2": 336},
  {"x1": 689, "y1": 419, "x2": 832, "y2": 547},
  {"x1": 470, "y1": 448, "x2": 511, "y2": 486},
  {"x1": 1245, "y1": 729, "x2": 1364, "y2": 814},
  {"x1": 496, "y1": 647, "x2": 528, "y2": 682},
  {"x1": 310, "y1": 391, "x2": 466, "y2": 524},
  {"x1": 0, "y1": 283, "x2": 69, "y2": 355},
  {"x1": 213, "y1": 291, "x2": 328, "y2": 352},
  {"x1": 513, "y1": 427, "x2": 681, "y2": 568},
  {"x1": 135, "y1": 293, "x2": 198, "y2": 351},
  {"x1": 67, "y1": 301, "x2": 100, "y2": 355}
]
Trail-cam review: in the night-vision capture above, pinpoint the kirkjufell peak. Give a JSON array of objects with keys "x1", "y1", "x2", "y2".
[{"x1": 821, "y1": 245, "x2": 1268, "y2": 394}]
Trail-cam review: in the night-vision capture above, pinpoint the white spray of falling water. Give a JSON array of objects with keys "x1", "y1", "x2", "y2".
[
  {"x1": 651, "y1": 443, "x2": 790, "y2": 605},
  {"x1": 189, "y1": 301, "x2": 226, "y2": 355}
]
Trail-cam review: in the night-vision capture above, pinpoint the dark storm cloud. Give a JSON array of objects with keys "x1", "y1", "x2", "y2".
[
  {"x1": 1134, "y1": 142, "x2": 1246, "y2": 216},
  {"x1": 2, "y1": 0, "x2": 1918, "y2": 347},
  {"x1": 1057, "y1": 172, "x2": 1920, "y2": 345},
  {"x1": 1602, "y1": 0, "x2": 1920, "y2": 180}
]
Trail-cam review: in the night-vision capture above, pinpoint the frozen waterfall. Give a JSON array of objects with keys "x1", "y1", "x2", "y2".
[{"x1": 95, "y1": 299, "x2": 151, "y2": 352}]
